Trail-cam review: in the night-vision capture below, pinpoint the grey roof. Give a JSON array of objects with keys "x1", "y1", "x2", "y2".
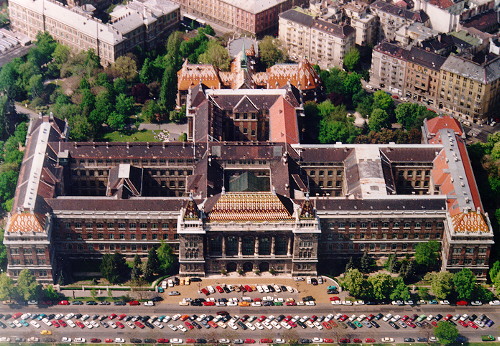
[
  {"x1": 441, "y1": 54, "x2": 500, "y2": 84},
  {"x1": 407, "y1": 46, "x2": 447, "y2": 71},
  {"x1": 279, "y1": 9, "x2": 355, "y2": 38},
  {"x1": 314, "y1": 197, "x2": 447, "y2": 211},
  {"x1": 220, "y1": 0, "x2": 289, "y2": 14},
  {"x1": 280, "y1": 9, "x2": 315, "y2": 27},
  {"x1": 371, "y1": 0, "x2": 429, "y2": 22}
]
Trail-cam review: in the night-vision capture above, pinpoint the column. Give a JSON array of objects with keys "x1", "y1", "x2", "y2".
[
  {"x1": 287, "y1": 236, "x2": 292, "y2": 256},
  {"x1": 254, "y1": 237, "x2": 259, "y2": 256},
  {"x1": 238, "y1": 236, "x2": 242, "y2": 257},
  {"x1": 221, "y1": 236, "x2": 226, "y2": 257},
  {"x1": 271, "y1": 236, "x2": 275, "y2": 256}
]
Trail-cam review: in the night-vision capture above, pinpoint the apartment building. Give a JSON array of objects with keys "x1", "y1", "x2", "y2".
[
  {"x1": 8, "y1": 0, "x2": 180, "y2": 65},
  {"x1": 438, "y1": 54, "x2": 500, "y2": 123},
  {"x1": 343, "y1": 1, "x2": 377, "y2": 46},
  {"x1": 413, "y1": 0, "x2": 465, "y2": 33},
  {"x1": 279, "y1": 8, "x2": 356, "y2": 69},
  {"x1": 172, "y1": 0, "x2": 307, "y2": 36},
  {"x1": 370, "y1": 42, "x2": 408, "y2": 95},
  {"x1": 370, "y1": 0, "x2": 430, "y2": 41}
]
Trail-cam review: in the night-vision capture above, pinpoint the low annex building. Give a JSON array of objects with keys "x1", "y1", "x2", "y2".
[{"x1": 3, "y1": 113, "x2": 493, "y2": 282}]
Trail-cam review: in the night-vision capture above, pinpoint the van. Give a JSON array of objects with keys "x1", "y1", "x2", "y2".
[{"x1": 306, "y1": 277, "x2": 312, "y2": 284}]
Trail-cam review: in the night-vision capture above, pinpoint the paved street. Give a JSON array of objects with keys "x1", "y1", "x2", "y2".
[{"x1": 0, "y1": 303, "x2": 498, "y2": 343}]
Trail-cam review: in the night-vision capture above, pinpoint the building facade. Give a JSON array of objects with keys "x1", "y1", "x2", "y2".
[
  {"x1": 343, "y1": 1, "x2": 378, "y2": 46},
  {"x1": 3, "y1": 113, "x2": 494, "y2": 282},
  {"x1": 279, "y1": 8, "x2": 356, "y2": 69},
  {"x1": 8, "y1": 0, "x2": 180, "y2": 65},
  {"x1": 172, "y1": 0, "x2": 307, "y2": 36},
  {"x1": 413, "y1": 0, "x2": 465, "y2": 33}
]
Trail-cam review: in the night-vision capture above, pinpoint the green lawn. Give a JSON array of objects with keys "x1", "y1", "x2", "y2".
[{"x1": 101, "y1": 129, "x2": 159, "y2": 142}]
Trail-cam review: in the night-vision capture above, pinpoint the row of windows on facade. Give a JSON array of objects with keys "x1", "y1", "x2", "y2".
[
  {"x1": 9, "y1": 270, "x2": 48, "y2": 277},
  {"x1": 65, "y1": 222, "x2": 175, "y2": 229},
  {"x1": 72, "y1": 179, "x2": 186, "y2": 189},
  {"x1": 323, "y1": 232, "x2": 441, "y2": 240},
  {"x1": 452, "y1": 247, "x2": 488, "y2": 254},
  {"x1": 61, "y1": 243, "x2": 180, "y2": 251},
  {"x1": 324, "y1": 221, "x2": 444, "y2": 229},
  {"x1": 9, "y1": 248, "x2": 45, "y2": 254},
  {"x1": 72, "y1": 169, "x2": 193, "y2": 177},
  {"x1": 72, "y1": 158, "x2": 195, "y2": 166},
  {"x1": 62, "y1": 233, "x2": 179, "y2": 240},
  {"x1": 9, "y1": 259, "x2": 46, "y2": 265},
  {"x1": 450, "y1": 258, "x2": 486, "y2": 265}
]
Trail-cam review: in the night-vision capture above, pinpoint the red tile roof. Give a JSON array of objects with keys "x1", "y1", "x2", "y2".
[
  {"x1": 425, "y1": 116, "x2": 463, "y2": 136},
  {"x1": 269, "y1": 96, "x2": 299, "y2": 144}
]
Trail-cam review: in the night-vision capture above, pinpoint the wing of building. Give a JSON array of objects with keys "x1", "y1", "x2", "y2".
[{"x1": 3, "y1": 113, "x2": 493, "y2": 282}]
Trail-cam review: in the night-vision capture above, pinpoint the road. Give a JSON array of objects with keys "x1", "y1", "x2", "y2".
[{"x1": 1, "y1": 303, "x2": 498, "y2": 343}]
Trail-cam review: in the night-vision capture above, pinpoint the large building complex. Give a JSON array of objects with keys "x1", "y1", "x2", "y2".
[
  {"x1": 3, "y1": 111, "x2": 494, "y2": 282},
  {"x1": 8, "y1": 0, "x2": 180, "y2": 65}
]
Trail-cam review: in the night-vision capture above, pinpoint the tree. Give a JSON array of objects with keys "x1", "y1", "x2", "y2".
[
  {"x1": 79, "y1": 89, "x2": 95, "y2": 117},
  {"x1": 107, "y1": 111, "x2": 127, "y2": 130},
  {"x1": 395, "y1": 102, "x2": 436, "y2": 129},
  {"x1": 372, "y1": 90, "x2": 394, "y2": 115},
  {"x1": 430, "y1": 271, "x2": 454, "y2": 299},
  {"x1": 17, "y1": 269, "x2": 42, "y2": 301},
  {"x1": 157, "y1": 242, "x2": 177, "y2": 275},
  {"x1": 360, "y1": 252, "x2": 376, "y2": 273},
  {"x1": 89, "y1": 90, "x2": 113, "y2": 129},
  {"x1": 0, "y1": 170, "x2": 19, "y2": 205},
  {"x1": 165, "y1": 31, "x2": 183, "y2": 70},
  {"x1": 100, "y1": 253, "x2": 128, "y2": 284},
  {"x1": 368, "y1": 273, "x2": 394, "y2": 300},
  {"x1": 453, "y1": 268, "x2": 476, "y2": 300},
  {"x1": 318, "y1": 118, "x2": 360, "y2": 143},
  {"x1": 43, "y1": 285, "x2": 60, "y2": 301},
  {"x1": 144, "y1": 247, "x2": 160, "y2": 281},
  {"x1": 198, "y1": 40, "x2": 231, "y2": 70},
  {"x1": 139, "y1": 57, "x2": 155, "y2": 84},
  {"x1": 68, "y1": 114, "x2": 92, "y2": 141},
  {"x1": 368, "y1": 108, "x2": 390, "y2": 132},
  {"x1": 0, "y1": 229, "x2": 6, "y2": 271},
  {"x1": 131, "y1": 254, "x2": 142, "y2": 282},
  {"x1": 27, "y1": 74, "x2": 44, "y2": 99},
  {"x1": 342, "y1": 269, "x2": 365, "y2": 296},
  {"x1": 142, "y1": 100, "x2": 163, "y2": 123},
  {"x1": 344, "y1": 47, "x2": 360, "y2": 72},
  {"x1": 159, "y1": 66, "x2": 177, "y2": 112},
  {"x1": 0, "y1": 273, "x2": 16, "y2": 301},
  {"x1": 414, "y1": 240, "x2": 440, "y2": 270},
  {"x1": 434, "y1": 321, "x2": 459, "y2": 344},
  {"x1": 110, "y1": 56, "x2": 138, "y2": 82},
  {"x1": 113, "y1": 78, "x2": 127, "y2": 95},
  {"x1": 384, "y1": 253, "x2": 397, "y2": 272},
  {"x1": 345, "y1": 257, "x2": 356, "y2": 272},
  {"x1": 115, "y1": 93, "x2": 135, "y2": 117},
  {"x1": 259, "y1": 36, "x2": 286, "y2": 68},
  {"x1": 489, "y1": 260, "x2": 500, "y2": 282},
  {"x1": 401, "y1": 260, "x2": 416, "y2": 283},
  {"x1": 390, "y1": 277, "x2": 411, "y2": 301}
]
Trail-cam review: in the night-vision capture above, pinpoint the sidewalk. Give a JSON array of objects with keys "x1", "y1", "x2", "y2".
[{"x1": 137, "y1": 122, "x2": 187, "y2": 141}]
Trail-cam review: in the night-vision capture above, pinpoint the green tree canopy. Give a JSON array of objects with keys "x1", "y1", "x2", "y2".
[
  {"x1": 372, "y1": 90, "x2": 394, "y2": 115},
  {"x1": 107, "y1": 111, "x2": 127, "y2": 130},
  {"x1": 430, "y1": 271, "x2": 454, "y2": 299},
  {"x1": 157, "y1": 242, "x2": 177, "y2": 275},
  {"x1": 100, "y1": 253, "x2": 128, "y2": 284},
  {"x1": 259, "y1": 36, "x2": 286, "y2": 68},
  {"x1": 110, "y1": 56, "x2": 138, "y2": 82},
  {"x1": 453, "y1": 268, "x2": 476, "y2": 300},
  {"x1": 395, "y1": 102, "x2": 436, "y2": 129},
  {"x1": 198, "y1": 40, "x2": 231, "y2": 71},
  {"x1": 144, "y1": 247, "x2": 160, "y2": 281},
  {"x1": 414, "y1": 240, "x2": 440, "y2": 270},
  {"x1": 344, "y1": 47, "x2": 360, "y2": 71},
  {"x1": 368, "y1": 273, "x2": 394, "y2": 300},
  {"x1": 17, "y1": 269, "x2": 42, "y2": 301},
  {"x1": 359, "y1": 252, "x2": 376, "y2": 273},
  {"x1": 159, "y1": 65, "x2": 177, "y2": 112},
  {"x1": 434, "y1": 321, "x2": 459, "y2": 344},
  {"x1": 368, "y1": 108, "x2": 390, "y2": 132},
  {"x1": 0, "y1": 273, "x2": 16, "y2": 301},
  {"x1": 390, "y1": 277, "x2": 411, "y2": 301},
  {"x1": 115, "y1": 93, "x2": 135, "y2": 117},
  {"x1": 342, "y1": 269, "x2": 366, "y2": 297}
]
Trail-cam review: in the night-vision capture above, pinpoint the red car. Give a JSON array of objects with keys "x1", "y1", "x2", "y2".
[
  {"x1": 105, "y1": 339, "x2": 113, "y2": 343},
  {"x1": 118, "y1": 314, "x2": 127, "y2": 320},
  {"x1": 457, "y1": 300, "x2": 468, "y2": 306},
  {"x1": 244, "y1": 339, "x2": 255, "y2": 344},
  {"x1": 201, "y1": 288, "x2": 209, "y2": 295},
  {"x1": 285, "y1": 301, "x2": 296, "y2": 306},
  {"x1": 468, "y1": 321, "x2": 478, "y2": 329},
  {"x1": 322, "y1": 321, "x2": 332, "y2": 329},
  {"x1": 257, "y1": 315, "x2": 266, "y2": 322},
  {"x1": 185, "y1": 321, "x2": 194, "y2": 330},
  {"x1": 58, "y1": 319, "x2": 67, "y2": 327},
  {"x1": 203, "y1": 301, "x2": 215, "y2": 306},
  {"x1": 260, "y1": 339, "x2": 273, "y2": 343},
  {"x1": 52, "y1": 321, "x2": 60, "y2": 328},
  {"x1": 115, "y1": 321, "x2": 124, "y2": 329},
  {"x1": 208, "y1": 321, "x2": 218, "y2": 328},
  {"x1": 406, "y1": 321, "x2": 416, "y2": 328},
  {"x1": 12, "y1": 313, "x2": 23, "y2": 319},
  {"x1": 324, "y1": 339, "x2": 334, "y2": 343},
  {"x1": 339, "y1": 314, "x2": 349, "y2": 322},
  {"x1": 128, "y1": 301, "x2": 140, "y2": 306},
  {"x1": 329, "y1": 320, "x2": 338, "y2": 327},
  {"x1": 216, "y1": 286, "x2": 224, "y2": 293},
  {"x1": 109, "y1": 314, "x2": 117, "y2": 320},
  {"x1": 353, "y1": 339, "x2": 362, "y2": 343},
  {"x1": 288, "y1": 321, "x2": 297, "y2": 328},
  {"x1": 459, "y1": 320, "x2": 468, "y2": 327},
  {"x1": 245, "y1": 285, "x2": 253, "y2": 292},
  {"x1": 401, "y1": 315, "x2": 409, "y2": 322},
  {"x1": 58, "y1": 300, "x2": 70, "y2": 305},
  {"x1": 253, "y1": 297, "x2": 261, "y2": 302},
  {"x1": 309, "y1": 315, "x2": 317, "y2": 322},
  {"x1": 340, "y1": 339, "x2": 351, "y2": 344},
  {"x1": 157, "y1": 339, "x2": 169, "y2": 343},
  {"x1": 186, "y1": 339, "x2": 196, "y2": 344},
  {"x1": 431, "y1": 321, "x2": 438, "y2": 327},
  {"x1": 330, "y1": 296, "x2": 340, "y2": 301},
  {"x1": 444, "y1": 314, "x2": 453, "y2": 321},
  {"x1": 76, "y1": 321, "x2": 85, "y2": 329},
  {"x1": 367, "y1": 314, "x2": 375, "y2": 321},
  {"x1": 134, "y1": 321, "x2": 145, "y2": 329},
  {"x1": 366, "y1": 338, "x2": 376, "y2": 343}
]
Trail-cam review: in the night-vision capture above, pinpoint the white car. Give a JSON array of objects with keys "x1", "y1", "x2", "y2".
[
  {"x1": 171, "y1": 339, "x2": 183, "y2": 344},
  {"x1": 275, "y1": 339, "x2": 285, "y2": 344},
  {"x1": 115, "y1": 338, "x2": 125, "y2": 343},
  {"x1": 91, "y1": 320, "x2": 100, "y2": 328},
  {"x1": 84, "y1": 320, "x2": 93, "y2": 329},
  {"x1": 245, "y1": 322, "x2": 255, "y2": 330},
  {"x1": 73, "y1": 338, "x2": 86, "y2": 343},
  {"x1": 65, "y1": 313, "x2": 75, "y2": 320},
  {"x1": 177, "y1": 324, "x2": 187, "y2": 332},
  {"x1": 471, "y1": 301, "x2": 483, "y2": 306},
  {"x1": 61, "y1": 337, "x2": 72, "y2": 342},
  {"x1": 42, "y1": 318, "x2": 52, "y2": 326},
  {"x1": 313, "y1": 321, "x2": 323, "y2": 330},
  {"x1": 13, "y1": 320, "x2": 22, "y2": 328},
  {"x1": 218, "y1": 339, "x2": 231, "y2": 344},
  {"x1": 0, "y1": 338, "x2": 10, "y2": 343},
  {"x1": 341, "y1": 300, "x2": 352, "y2": 305},
  {"x1": 381, "y1": 338, "x2": 395, "y2": 343},
  {"x1": 271, "y1": 320, "x2": 282, "y2": 329},
  {"x1": 207, "y1": 286, "x2": 215, "y2": 294},
  {"x1": 168, "y1": 323, "x2": 177, "y2": 331},
  {"x1": 172, "y1": 314, "x2": 181, "y2": 321},
  {"x1": 348, "y1": 315, "x2": 357, "y2": 322},
  {"x1": 354, "y1": 300, "x2": 365, "y2": 305},
  {"x1": 273, "y1": 285, "x2": 281, "y2": 292},
  {"x1": 429, "y1": 337, "x2": 438, "y2": 342},
  {"x1": 30, "y1": 320, "x2": 41, "y2": 328},
  {"x1": 227, "y1": 301, "x2": 237, "y2": 306},
  {"x1": 439, "y1": 300, "x2": 450, "y2": 305},
  {"x1": 144, "y1": 301, "x2": 154, "y2": 306},
  {"x1": 163, "y1": 316, "x2": 171, "y2": 323},
  {"x1": 126, "y1": 321, "x2": 135, "y2": 329},
  {"x1": 305, "y1": 301, "x2": 315, "y2": 306},
  {"x1": 153, "y1": 321, "x2": 164, "y2": 328},
  {"x1": 287, "y1": 286, "x2": 294, "y2": 293},
  {"x1": 81, "y1": 314, "x2": 90, "y2": 321},
  {"x1": 312, "y1": 338, "x2": 323, "y2": 343},
  {"x1": 178, "y1": 300, "x2": 189, "y2": 306},
  {"x1": 109, "y1": 321, "x2": 117, "y2": 329},
  {"x1": 27, "y1": 337, "x2": 39, "y2": 342},
  {"x1": 460, "y1": 314, "x2": 469, "y2": 321},
  {"x1": 67, "y1": 320, "x2": 76, "y2": 328},
  {"x1": 54, "y1": 314, "x2": 63, "y2": 319},
  {"x1": 251, "y1": 301, "x2": 261, "y2": 307},
  {"x1": 21, "y1": 313, "x2": 32, "y2": 320},
  {"x1": 256, "y1": 286, "x2": 264, "y2": 293},
  {"x1": 217, "y1": 321, "x2": 227, "y2": 329},
  {"x1": 383, "y1": 314, "x2": 393, "y2": 322},
  {"x1": 489, "y1": 300, "x2": 500, "y2": 305},
  {"x1": 254, "y1": 322, "x2": 264, "y2": 330},
  {"x1": 281, "y1": 321, "x2": 291, "y2": 329}
]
